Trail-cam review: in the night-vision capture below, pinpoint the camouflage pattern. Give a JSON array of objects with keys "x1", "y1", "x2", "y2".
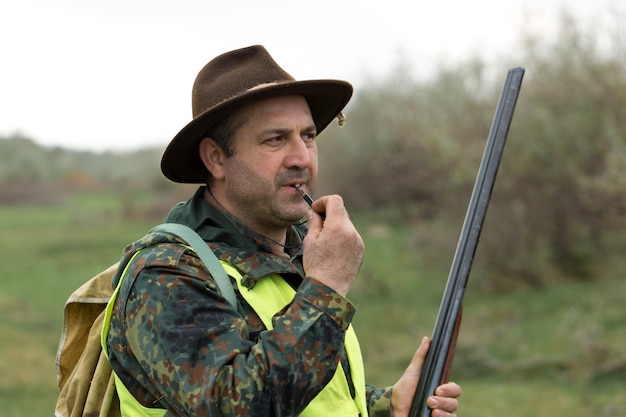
[{"x1": 106, "y1": 186, "x2": 392, "y2": 416}]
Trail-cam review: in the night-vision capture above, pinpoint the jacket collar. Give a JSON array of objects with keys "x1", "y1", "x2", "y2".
[{"x1": 165, "y1": 186, "x2": 306, "y2": 288}]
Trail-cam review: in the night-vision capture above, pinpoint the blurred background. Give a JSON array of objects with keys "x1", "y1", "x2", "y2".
[{"x1": 1, "y1": 1, "x2": 625, "y2": 416}]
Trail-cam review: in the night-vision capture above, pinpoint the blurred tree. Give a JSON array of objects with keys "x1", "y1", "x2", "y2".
[
  {"x1": 476, "y1": 14, "x2": 626, "y2": 289},
  {"x1": 319, "y1": 13, "x2": 626, "y2": 290},
  {"x1": 0, "y1": 133, "x2": 51, "y2": 181},
  {"x1": 319, "y1": 58, "x2": 492, "y2": 218}
]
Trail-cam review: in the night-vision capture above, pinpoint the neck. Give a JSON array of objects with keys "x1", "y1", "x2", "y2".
[{"x1": 203, "y1": 187, "x2": 290, "y2": 257}]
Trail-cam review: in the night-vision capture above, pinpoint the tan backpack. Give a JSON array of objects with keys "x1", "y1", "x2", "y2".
[
  {"x1": 55, "y1": 262, "x2": 121, "y2": 417},
  {"x1": 55, "y1": 223, "x2": 236, "y2": 417}
]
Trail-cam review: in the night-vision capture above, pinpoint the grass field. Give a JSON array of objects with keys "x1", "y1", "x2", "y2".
[{"x1": 1, "y1": 191, "x2": 625, "y2": 417}]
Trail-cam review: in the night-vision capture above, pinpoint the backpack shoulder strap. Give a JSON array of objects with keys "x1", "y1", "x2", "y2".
[{"x1": 149, "y1": 222, "x2": 237, "y2": 308}]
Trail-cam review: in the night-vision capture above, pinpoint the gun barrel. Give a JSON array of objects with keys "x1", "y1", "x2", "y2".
[{"x1": 409, "y1": 67, "x2": 525, "y2": 417}]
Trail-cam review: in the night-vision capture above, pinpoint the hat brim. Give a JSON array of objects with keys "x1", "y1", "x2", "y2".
[{"x1": 161, "y1": 79, "x2": 353, "y2": 183}]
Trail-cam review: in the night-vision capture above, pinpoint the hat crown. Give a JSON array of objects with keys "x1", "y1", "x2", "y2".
[{"x1": 192, "y1": 45, "x2": 295, "y2": 118}]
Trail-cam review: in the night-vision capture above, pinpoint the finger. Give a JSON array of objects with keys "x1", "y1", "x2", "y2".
[
  {"x1": 427, "y1": 396, "x2": 459, "y2": 414},
  {"x1": 305, "y1": 208, "x2": 323, "y2": 234},
  {"x1": 430, "y1": 408, "x2": 458, "y2": 417},
  {"x1": 311, "y1": 195, "x2": 347, "y2": 223},
  {"x1": 310, "y1": 195, "x2": 328, "y2": 217},
  {"x1": 405, "y1": 337, "x2": 431, "y2": 376},
  {"x1": 435, "y1": 382, "x2": 462, "y2": 398}
]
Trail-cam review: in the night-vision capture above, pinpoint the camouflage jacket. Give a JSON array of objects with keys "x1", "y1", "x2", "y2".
[{"x1": 106, "y1": 186, "x2": 392, "y2": 416}]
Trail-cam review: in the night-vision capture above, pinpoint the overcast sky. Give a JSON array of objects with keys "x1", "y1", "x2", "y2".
[{"x1": 0, "y1": 0, "x2": 621, "y2": 152}]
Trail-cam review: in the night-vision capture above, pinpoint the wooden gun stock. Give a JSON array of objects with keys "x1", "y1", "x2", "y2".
[{"x1": 408, "y1": 67, "x2": 525, "y2": 417}]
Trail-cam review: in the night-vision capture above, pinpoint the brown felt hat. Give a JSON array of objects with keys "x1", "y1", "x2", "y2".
[{"x1": 161, "y1": 45, "x2": 354, "y2": 183}]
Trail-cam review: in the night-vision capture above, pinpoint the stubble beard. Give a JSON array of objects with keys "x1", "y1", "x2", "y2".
[{"x1": 226, "y1": 163, "x2": 311, "y2": 235}]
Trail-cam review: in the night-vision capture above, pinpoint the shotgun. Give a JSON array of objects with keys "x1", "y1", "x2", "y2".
[{"x1": 408, "y1": 67, "x2": 525, "y2": 417}]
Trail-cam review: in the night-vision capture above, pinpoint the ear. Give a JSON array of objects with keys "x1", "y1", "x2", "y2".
[{"x1": 199, "y1": 137, "x2": 226, "y2": 180}]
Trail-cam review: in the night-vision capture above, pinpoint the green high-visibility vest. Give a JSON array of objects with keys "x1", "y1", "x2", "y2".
[{"x1": 102, "y1": 255, "x2": 367, "y2": 417}]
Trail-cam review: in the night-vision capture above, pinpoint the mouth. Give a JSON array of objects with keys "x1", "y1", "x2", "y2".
[{"x1": 287, "y1": 183, "x2": 306, "y2": 192}]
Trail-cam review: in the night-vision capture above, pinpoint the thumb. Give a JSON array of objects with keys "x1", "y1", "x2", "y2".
[
  {"x1": 390, "y1": 337, "x2": 431, "y2": 417},
  {"x1": 407, "y1": 337, "x2": 431, "y2": 376},
  {"x1": 306, "y1": 207, "x2": 323, "y2": 232}
]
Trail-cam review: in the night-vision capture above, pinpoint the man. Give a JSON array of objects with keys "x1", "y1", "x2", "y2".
[{"x1": 105, "y1": 45, "x2": 461, "y2": 416}]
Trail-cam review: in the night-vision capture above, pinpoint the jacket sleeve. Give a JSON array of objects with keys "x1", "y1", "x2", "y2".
[
  {"x1": 106, "y1": 243, "x2": 356, "y2": 417},
  {"x1": 366, "y1": 385, "x2": 393, "y2": 417}
]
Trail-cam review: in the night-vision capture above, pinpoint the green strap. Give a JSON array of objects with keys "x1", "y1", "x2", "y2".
[{"x1": 149, "y1": 223, "x2": 237, "y2": 308}]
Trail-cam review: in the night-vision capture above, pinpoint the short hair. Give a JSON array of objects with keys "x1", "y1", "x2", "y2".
[
  {"x1": 203, "y1": 110, "x2": 246, "y2": 184},
  {"x1": 204, "y1": 110, "x2": 245, "y2": 158}
]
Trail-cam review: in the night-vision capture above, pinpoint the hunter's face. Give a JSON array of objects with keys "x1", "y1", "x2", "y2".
[{"x1": 210, "y1": 94, "x2": 318, "y2": 236}]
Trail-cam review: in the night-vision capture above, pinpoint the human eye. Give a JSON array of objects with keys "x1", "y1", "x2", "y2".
[
  {"x1": 263, "y1": 135, "x2": 284, "y2": 146},
  {"x1": 302, "y1": 128, "x2": 317, "y2": 143}
]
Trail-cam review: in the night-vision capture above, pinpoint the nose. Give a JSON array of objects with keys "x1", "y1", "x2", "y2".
[{"x1": 284, "y1": 136, "x2": 314, "y2": 169}]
